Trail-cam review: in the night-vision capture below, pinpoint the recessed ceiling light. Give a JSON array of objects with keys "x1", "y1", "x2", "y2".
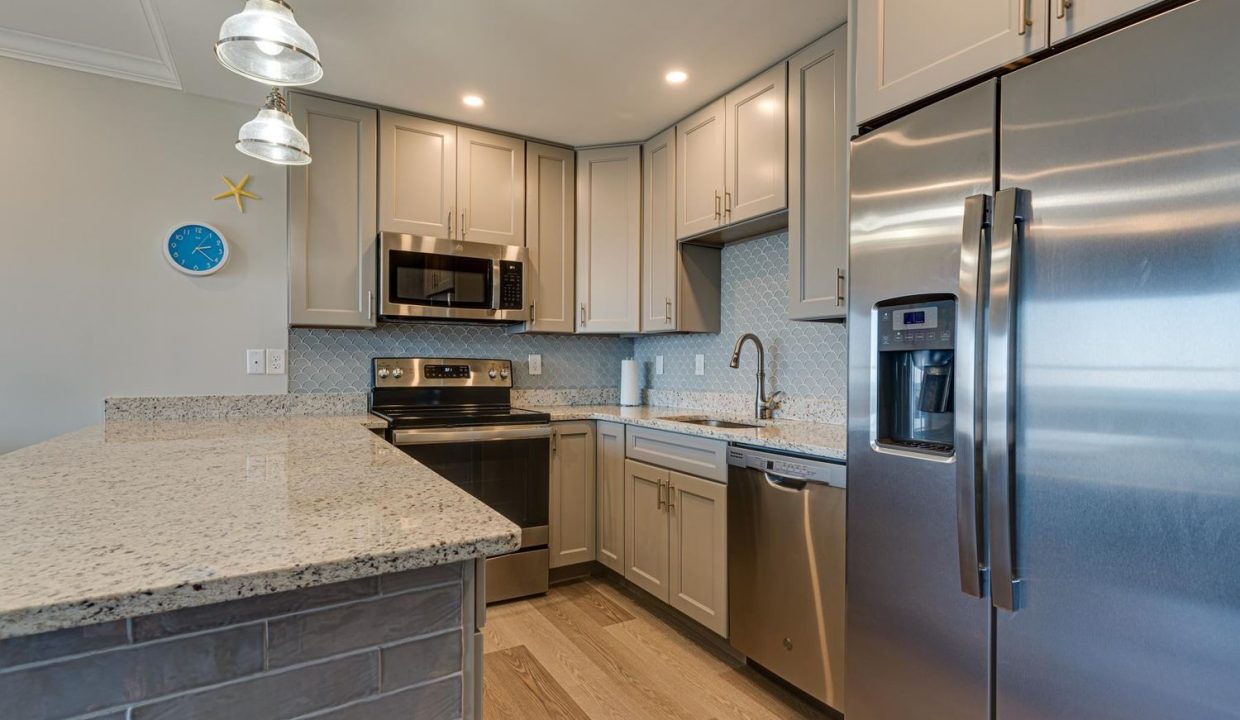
[
  {"x1": 665, "y1": 70, "x2": 688, "y2": 84},
  {"x1": 462, "y1": 94, "x2": 484, "y2": 107}
]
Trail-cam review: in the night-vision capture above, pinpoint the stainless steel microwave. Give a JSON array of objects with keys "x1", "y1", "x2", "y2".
[{"x1": 378, "y1": 233, "x2": 528, "y2": 324}]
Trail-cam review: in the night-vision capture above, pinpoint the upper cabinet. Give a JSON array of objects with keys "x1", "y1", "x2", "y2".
[
  {"x1": 576, "y1": 145, "x2": 641, "y2": 334},
  {"x1": 379, "y1": 111, "x2": 525, "y2": 245},
  {"x1": 379, "y1": 111, "x2": 456, "y2": 238},
  {"x1": 1050, "y1": 0, "x2": 1161, "y2": 43},
  {"x1": 289, "y1": 94, "x2": 378, "y2": 328},
  {"x1": 457, "y1": 128, "x2": 525, "y2": 245},
  {"x1": 855, "y1": 0, "x2": 1048, "y2": 125},
  {"x1": 521, "y1": 143, "x2": 576, "y2": 334},
  {"x1": 676, "y1": 99, "x2": 726, "y2": 240},
  {"x1": 724, "y1": 64, "x2": 788, "y2": 224},
  {"x1": 676, "y1": 64, "x2": 788, "y2": 241},
  {"x1": 788, "y1": 27, "x2": 849, "y2": 322}
]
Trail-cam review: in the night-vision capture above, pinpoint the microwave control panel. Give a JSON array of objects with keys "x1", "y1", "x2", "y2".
[{"x1": 499, "y1": 261, "x2": 523, "y2": 310}]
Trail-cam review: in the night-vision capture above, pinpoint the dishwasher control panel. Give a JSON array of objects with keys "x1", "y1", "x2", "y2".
[{"x1": 727, "y1": 446, "x2": 846, "y2": 488}]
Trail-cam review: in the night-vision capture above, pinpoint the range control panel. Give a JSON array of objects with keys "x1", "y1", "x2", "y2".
[
  {"x1": 373, "y1": 357, "x2": 512, "y2": 387},
  {"x1": 878, "y1": 299, "x2": 956, "y2": 352}
]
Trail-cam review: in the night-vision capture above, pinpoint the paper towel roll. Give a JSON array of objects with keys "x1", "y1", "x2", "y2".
[{"x1": 620, "y1": 358, "x2": 641, "y2": 406}]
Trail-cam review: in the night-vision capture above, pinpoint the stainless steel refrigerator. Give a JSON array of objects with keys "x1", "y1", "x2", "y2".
[{"x1": 846, "y1": 1, "x2": 1240, "y2": 719}]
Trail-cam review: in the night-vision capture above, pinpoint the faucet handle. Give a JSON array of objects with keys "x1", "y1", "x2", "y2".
[{"x1": 766, "y1": 390, "x2": 786, "y2": 410}]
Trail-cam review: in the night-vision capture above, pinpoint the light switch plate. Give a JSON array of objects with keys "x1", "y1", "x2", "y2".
[
  {"x1": 528, "y1": 354, "x2": 542, "y2": 376},
  {"x1": 246, "y1": 349, "x2": 265, "y2": 375},
  {"x1": 694, "y1": 354, "x2": 705, "y2": 376},
  {"x1": 655, "y1": 355, "x2": 664, "y2": 375},
  {"x1": 266, "y1": 348, "x2": 286, "y2": 375}
]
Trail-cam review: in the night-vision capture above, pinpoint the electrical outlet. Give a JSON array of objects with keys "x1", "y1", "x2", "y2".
[
  {"x1": 246, "y1": 349, "x2": 265, "y2": 375},
  {"x1": 528, "y1": 354, "x2": 543, "y2": 376},
  {"x1": 695, "y1": 354, "x2": 705, "y2": 376},
  {"x1": 655, "y1": 355, "x2": 664, "y2": 375},
  {"x1": 266, "y1": 348, "x2": 286, "y2": 375}
]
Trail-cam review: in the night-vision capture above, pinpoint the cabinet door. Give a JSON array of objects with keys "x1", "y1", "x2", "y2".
[
  {"x1": 596, "y1": 421, "x2": 626, "y2": 573},
  {"x1": 856, "y1": 0, "x2": 1048, "y2": 125},
  {"x1": 523, "y1": 143, "x2": 575, "y2": 333},
  {"x1": 575, "y1": 145, "x2": 641, "y2": 334},
  {"x1": 624, "y1": 459, "x2": 670, "y2": 602},
  {"x1": 642, "y1": 127, "x2": 676, "y2": 333},
  {"x1": 289, "y1": 95, "x2": 377, "y2": 328},
  {"x1": 676, "y1": 99, "x2": 725, "y2": 240},
  {"x1": 1050, "y1": 0, "x2": 1161, "y2": 43},
  {"x1": 458, "y1": 128, "x2": 525, "y2": 246},
  {"x1": 550, "y1": 422, "x2": 596, "y2": 569},
  {"x1": 379, "y1": 111, "x2": 455, "y2": 237},
  {"x1": 667, "y1": 471, "x2": 728, "y2": 637},
  {"x1": 788, "y1": 27, "x2": 849, "y2": 321},
  {"x1": 724, "y1": 64, "x2": 788, "y2": 224}
]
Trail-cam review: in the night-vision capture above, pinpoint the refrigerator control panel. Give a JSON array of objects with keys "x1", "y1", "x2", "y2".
[{"x1": 879, "y1": 299, "x2": 956, "y2": 352}]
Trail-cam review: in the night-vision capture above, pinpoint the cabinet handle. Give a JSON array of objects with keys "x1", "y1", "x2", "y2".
[
  {"x1": 580, "y1": 303, "x2": 587, "y2": 327},
  {"x1": 714, "y1": 191, "x2": 721, "y2": 220},
  {"x1": 460, "y1": 209, "x2": 467, "y2": 239},
  {"x1": 665, "y1": 297, "x2": 672, "y2": 323},
  {"x1": 447, "y1": 208, "x2": 453, "y2": 238},
  {"x1": 667, "y1": 482, "x2": 676, "y2": 512},
  {"x1": 836, "y1": 269, "x2": 845, "y2": 307},
  {"x1": 530, "y1": 302, "x2": 536, "y2": 324},
  {"x1": 724, "y1": 191, "x2": 732, "y2": 218},
  {"x1": 551, "y1": 429, "x2": 558, "y2": 454},
  {"x1": 657, "y1": 480, "x2": 666, "y2": 510},
  {"x1": 1017, "y1": 0, "x2": 1033, "y2": 35},
  {"x1": 1056, "y1": 0, "x2": 1072, "y2": 18},
  {"x1": 366, "y1": 290, "x2": 373, "y2": 321}
]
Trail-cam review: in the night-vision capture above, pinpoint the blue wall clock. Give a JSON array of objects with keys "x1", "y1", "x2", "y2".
[{"x1": 164, "y1": 223, "x2": 229, "y2": 276}]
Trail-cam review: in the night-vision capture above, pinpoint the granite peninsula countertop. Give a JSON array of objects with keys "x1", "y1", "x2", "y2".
[
  {"x1": 0, "y1": 415, "x2": 519, "y2": 639},
  {"x1": 528, "y1": 405, "x2": 848, "y2": 461}
]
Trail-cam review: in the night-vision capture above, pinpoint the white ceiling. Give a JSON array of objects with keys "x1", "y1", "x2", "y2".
[{"x1": 0, "y1": 0, "x2": 846, "y2": 146}]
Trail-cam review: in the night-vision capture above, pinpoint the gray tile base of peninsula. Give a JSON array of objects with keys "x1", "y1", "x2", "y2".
[{"x1": 0, "y1": 562, "x2": 481, "y2": 720}]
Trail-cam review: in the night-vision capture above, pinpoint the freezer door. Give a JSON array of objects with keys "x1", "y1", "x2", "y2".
[
  {"x1": 847, "y1": 81, "x2": 996, "y2": 720},
  {"x1": 997, "y1": 1, "x2": 1240, "y2": 718}
]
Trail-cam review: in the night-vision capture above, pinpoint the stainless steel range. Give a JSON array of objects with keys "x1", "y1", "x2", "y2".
[{"x1": 370, "y1": 357, "x2": 551, "y2": 603}]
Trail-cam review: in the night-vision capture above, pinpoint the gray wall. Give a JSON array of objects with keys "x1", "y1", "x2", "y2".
[
  {"x1": 0, "y1": 57, "x2": 289, "y2": 453},
  {"x1": 632, "y1": 232, "x2": 848, "y2": 410}
]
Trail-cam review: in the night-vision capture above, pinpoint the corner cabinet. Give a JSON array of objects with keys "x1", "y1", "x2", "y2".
[
  {"x1": 519, "y1": 143, "x2": 576, "y2": 333},
  {"x1": 788, "y1": 27, "x2": 849, "y2": 321},
  {"x1": 855, "y1": 0, "x2": 1048, "y2": 125},
  {"x1": 596, "y1": 421, "x2": 626, "y2": 574},
  {"x1": 576, "y1": 145, "x2": 641, "y2": 334},
  {"x1": 550, "y1": 422, "x2": 596, "y2": 569},
  {"x1": 288, "y1": 94, "x2": 378, "y2": 328}
]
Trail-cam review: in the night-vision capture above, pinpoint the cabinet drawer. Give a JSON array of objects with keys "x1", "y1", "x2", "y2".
[{"x1": 625, "y1": 426, "x2": 727, "y2": 483}]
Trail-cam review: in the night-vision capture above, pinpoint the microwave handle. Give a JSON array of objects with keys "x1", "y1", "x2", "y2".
[{"x1": 491, "y1": 258, "x2": 503, "y2": 313}]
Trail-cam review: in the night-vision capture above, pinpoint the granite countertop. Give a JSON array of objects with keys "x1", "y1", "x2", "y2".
[
  {"x1": 528, "y1": 405, "x2": 847, "y2": 461},
  {"x1": 0, "y1": 415, "x2": 519, "y2": 639}
]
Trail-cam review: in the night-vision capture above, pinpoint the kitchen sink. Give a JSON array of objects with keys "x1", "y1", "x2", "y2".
[{"x1": 665, "y1": 416, "x2": 761, "y2": 429}]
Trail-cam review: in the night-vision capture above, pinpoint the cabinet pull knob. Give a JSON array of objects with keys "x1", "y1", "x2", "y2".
[
  {"x1": 836, "y1": 269, "x2": 846, "y2": 307},
  {"x1": 657, "y1": 479, "x2": 666, "y2": 510},
  {"x1": 580, "y1": 303, "x2": 587, "y2": 327},
  {"x1": 667, "y1": 482, "x2": 676, "y2": 512},
  {"x1": 665, "y1": 297, "x2": 672, "y2": 323},
  {"x1": 447, "y1": 208, "x2": 453, "y2": 238},
  {"x1": 724, "y1": 191, "x2": 732, "y2": 217},
  {"x1": 367, "y1": 290, "x2": 374, "y2": 321},
  {"x1": 1017, "y1": 0, "x2": 1033, "y2": 34},
  {"x1": 1056, "y1": 0, "x2": 1072, "y2": 18},
  {"x1": 460, "y1": 209, "x2": 467, "y2": 239},
  {"x1": 714, "y1": 191, "x2": 722, "y2": 220}
]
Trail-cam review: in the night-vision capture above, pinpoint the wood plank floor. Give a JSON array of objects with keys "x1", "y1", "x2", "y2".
[{"x1": 483, "y1": 578, "x2": 833, "y2": 720}]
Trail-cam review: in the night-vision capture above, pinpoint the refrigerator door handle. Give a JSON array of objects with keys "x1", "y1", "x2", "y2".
[
  {"x1": 956, "y1": 193, "x2": 991, "y2": 599},
  {"x1": 987, "y1": 187, "x2": 1029, "y2": 612}
]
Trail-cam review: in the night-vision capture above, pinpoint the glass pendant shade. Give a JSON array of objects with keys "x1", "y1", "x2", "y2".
[
  {"x1": 216, "y1": 0, "x2": 322, "y2": 86},
  {"x1": 236, "y1": 89, "x2": 311, "y2": 165}
]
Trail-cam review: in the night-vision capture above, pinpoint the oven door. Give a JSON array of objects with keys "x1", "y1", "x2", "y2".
[
  {"x1": 379, "y1": 234, "x2": 528, "y2": 323},
  {"x1": 391, "y1": 424, "x2": 550, "y2": 546}
]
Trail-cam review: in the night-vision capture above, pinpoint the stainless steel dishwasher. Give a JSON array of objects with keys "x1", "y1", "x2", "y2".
[{"x1": 727, "y1": 445, "x2": 846, "y2": 712}]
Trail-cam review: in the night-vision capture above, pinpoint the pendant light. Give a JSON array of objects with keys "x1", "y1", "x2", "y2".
[
  {"x1": 235, "y1": 88, "x2": 311, "y2": 165},
  {"x1": 216, "y1": 0, "x2": 323, "y2": 86}
]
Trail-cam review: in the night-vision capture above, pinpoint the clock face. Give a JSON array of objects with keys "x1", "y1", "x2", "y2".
[{"x1": 165, "y1": 224, "x2": 229, "y2": 276}]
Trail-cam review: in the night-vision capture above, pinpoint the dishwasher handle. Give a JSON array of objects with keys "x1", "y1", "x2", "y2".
[{"x1": 763, "y1": 473, "x2": 809, "y2": 492}]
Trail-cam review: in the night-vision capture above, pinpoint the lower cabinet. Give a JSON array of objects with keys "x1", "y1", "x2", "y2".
[
  {"x1": 549, "y1": 422, "x2": 596, "y2": 569},
  {"x1": 596, "y1": 421, "x2": 626, "y2": 574},
  {"x1": 624, "y1": 458, "x2": 728, "y2": 637}
]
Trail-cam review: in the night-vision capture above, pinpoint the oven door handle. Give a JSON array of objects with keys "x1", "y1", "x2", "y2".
[{"x1": 392, "y1": 425, "x2": 552, "y2": 446}]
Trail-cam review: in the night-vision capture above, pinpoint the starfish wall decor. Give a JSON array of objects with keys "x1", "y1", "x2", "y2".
[{"x1": 214, "y1": 174, "x2": 260, "y2": 213}]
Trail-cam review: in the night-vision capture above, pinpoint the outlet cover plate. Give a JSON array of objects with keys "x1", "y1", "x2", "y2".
[
  {"x1": 694, "y1": 354, "x2": 705, "y2": 376},
  {"x1": 246, "y1": 349, "x2": 265, "y2": 375}
]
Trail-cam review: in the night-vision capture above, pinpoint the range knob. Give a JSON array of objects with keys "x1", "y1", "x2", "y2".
[
  {"x1": 377, "y1": 368, "x2": 390, "y2": 379},
  {"x1": 500, "y1": 368, "x2": 510, "y2": 379},
  {"x1": 488, "y1": 369, "x2": 498, "y2": 379},
  {"x1": 391, "y1": 368, "x2": 404, "y2": 379}
]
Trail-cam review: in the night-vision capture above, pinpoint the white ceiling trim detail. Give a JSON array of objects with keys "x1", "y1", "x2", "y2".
[{"x1": 0, "y1": 0, "x2": 180, "y2": 89}]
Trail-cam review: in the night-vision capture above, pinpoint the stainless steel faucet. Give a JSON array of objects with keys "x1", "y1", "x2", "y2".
[{"x1": 729, "y1": 333, "x2": 783, "y2": 420}]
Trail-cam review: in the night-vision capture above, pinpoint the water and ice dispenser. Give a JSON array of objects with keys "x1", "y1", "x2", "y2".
[{"x1": 876, "y1": 298, "x2": 957, "y2": 455}]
